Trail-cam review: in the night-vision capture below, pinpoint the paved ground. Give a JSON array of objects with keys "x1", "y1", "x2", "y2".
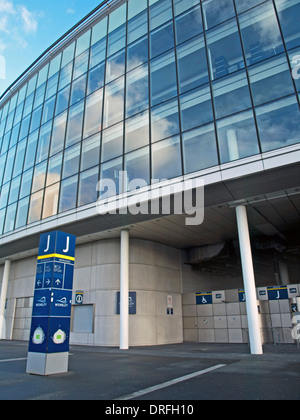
[{"x1": 0, "y1": 341, "x2": 299, "y2": 402}]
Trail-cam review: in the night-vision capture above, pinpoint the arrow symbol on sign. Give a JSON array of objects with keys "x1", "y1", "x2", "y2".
[{"x1": 55, "y1": 279, "x2": 61, "y2": 286}]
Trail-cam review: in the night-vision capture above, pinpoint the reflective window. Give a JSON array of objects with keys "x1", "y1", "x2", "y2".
[
  {"x1": 212, "y1": 71, "x2": 252, "y2": 119},
  {"x1": 81, "y1": 134, "x2": 100, "y2": 171},
  {"x1": 24, "y1": 131, "x2": 38, "y2": 170},
  {"x1": 0, "y1": 209, "x2": 5, "y2": 234},
  {"x1": 180, "y1": 86, "x2": 213, "y2": 132},
  {"x1": 59, "y1": 62, "x2": 73, "y2": 91},
  {"x1": 8, "y1": 176, "x2": 21, "y2": 204},
  {"x1": 239, "y1": 3, "x2": 284, "y2": 66},
  {"x1": 92, "y1": 16, "x2": 107, "y2": 45},
  {"x1": 42, "y1": 96, "x2": 55, "y2": 124},
  {"x1": 149, "y1": 0, "x2": 172, "y2": 30},
  {"x1": 150, "y1": 22, "x2": 174, "y2": 59},
  {"x1": 73, "y1": 50, "x2": 89, "y2": 80},
  {"x1": 30, "y1": 106, "x2": 43, "y2": 133},
  {"x1": 45, "y1": 74, "x2": 59, "y2": 101},
  {"x1": 28, "y1": 190, "x2": 43, "y2": 224},
  {"x1": 13, "y1": 138, "x2": 26, "y2": 177},
  {"x1": 289, "y1": 50, "x2": 300, "y2": 92},
  {"x1": 46, "y1": 152, "x2": 62, "y2": 186},
  {"x1": 36, "y1": 121, "x2": 52, "y2": 164},
  {"x1": 125, "y1": 110, "x2": 149, "y2": 153},
  {"x1": 78, "y1": 166, "x2": 99, "y2": 207},
  {"x1": 90, "y1": 38, "x2": 107, "y2": 69},
  {"x1": 175, "y1": 5, "x2": 203, "y2": 45},
  {"x1": 173, "y1": 0, "x2": 199, "y2": 16},
  {"x1": 101, "y1": 122, "x2": 123, "y2": 162},
  {"x1": 128, "y1": 9, "x2": 148, "y2": 44},
  {"x1": 103, "y1": 77, "x2": 124, "y2": 128},
  {"x1": 202, "y1": 0, "x2": 235, "y2": 30},
  {"x1": 177, "y1": 36, "x2": 208, "y2": 94},
  {"x1": 275, "y1": 0, "x2": 300, "y2": 50},
  {"x1": 15, "y1": 196, "x2": 29, "y2": 229},
  {"x1": 83, "y1": 89, "x2": 103, "y2": 138},
  {"x1": 4, "y1": 202, "x2": 17, "y2": 233},
  {"x1": 217, "y1": 111, "x2": 260, "y2": 163},
  {"x1": 206, "y1": 19, "x2": 245, "y2": 80},
  {"x1": 0, "y1": 183, "x2": 9, "y2": 209},
  {"x1": 235, "y1": 0, "x2": 265, "y2": 14},
  {"x1": 151, "y1": 99, "x2": 180, "y2": 143},
  {"x1": 126, "y1": 64, "x2": 149, "y2": 117},
  {"x1": 125, "y1": 146, "x2": 150, "y2": 188},
  {"x1": 59, "y1": 175, "x2": 78, "y2": 213},
  {"x1": 3, "y1": 146, "x2": 16, "y2": 184},
  {"x1": 42, "y1": 183, "x2": 59, "y2": 219},
  {"x1": 66, "y1": 100, "x2": 84, "y2": 148},
  {"x1": 62, "y1": 144, "x2": 80, "y2": 179},
  {"x1": 150, "y1": 50, "x2": 177, "y2": 106},
  {"x1": 70, "y1": 74, "x2": 87, "y2": 106},
  {"x1": 87, "y1": 62, "x2": 105, "y2": 95},
  {"x1": 152, "y1": 136, "x2": 182, "y2": 181},
  {"x1": 99, "y1": 157, "x2": 123, "y2": 197},
  {"x1": 127, "y1": 35, "x2": 148, "y2": 71},
  {"x1": 55, "y1": 85, "x2": 71, "y2": 116},
  {"x1": 255, "y1": 96, "x2": 300, "y2": 152},
  {"x1": 32, "y1": 161, "x2": 47, "y2": 193},
  {"x1": 19, "y1": 168, "x2": 33, "y2": 199},
  {"x1": 107, "y1": 25, "x2": 126, "y2": 57},
  {"x1": 106, "y1": 50, "x2": 125, "y2": 83},
  {"x1": 75, "y1": 30, "x2": 91, "y2": 57},
  {"x1": 248, "y1": 55, "x2": 295, "y2": 106},
  {"x1": 50, "y1": 111, "x2": 67, "y2": 156}
]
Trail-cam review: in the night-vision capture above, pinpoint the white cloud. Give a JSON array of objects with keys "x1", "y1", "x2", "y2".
[
  {"x1": 18, "y1": 5, "x2": 38, "y2": 34},
  {"x1": 0, "y1": 0, "x2": 15, "y2": 14}
]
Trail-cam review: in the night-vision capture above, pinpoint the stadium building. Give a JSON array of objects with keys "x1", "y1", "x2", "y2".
[{"x1": 0, "y1": 0, "x2": 300, "y2": 354}]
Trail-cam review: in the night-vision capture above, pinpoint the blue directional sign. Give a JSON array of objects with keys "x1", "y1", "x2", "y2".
[
  {"x1": 28, "y1": 231, "x2": 76, "y2": 355},
  {"x1": 196, "y1": 292, "x2": 213, "y2": 305},
  {"x1": 238, "y1": 289, "x2": 246, "y2": 302},
  {"x1": 267, "y1": 286, "x2": 288, "y2": 301},
  {"x1": 116, "y1": 292, "x2": 137, "y2": 315}
]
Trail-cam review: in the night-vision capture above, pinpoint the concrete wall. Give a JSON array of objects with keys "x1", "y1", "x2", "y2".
[{"x1": 1, "y1": 238, "x2": 183, "y2": 347}]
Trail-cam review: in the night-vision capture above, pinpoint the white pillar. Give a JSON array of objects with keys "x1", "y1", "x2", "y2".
[
  {"x1": 236, "y1": 206, "x2": 263, "y2": 355},
  {"x1": 120, "y1": 230, "x2": 129, "y2": 350},
  {"x1": 0, "y1": 260, "x2": 11, "y2": 340}
]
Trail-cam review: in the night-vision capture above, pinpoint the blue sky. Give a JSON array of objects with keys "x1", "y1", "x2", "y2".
[{"x1": 0, "y1": 0, "x2": 103, "y2": 96}]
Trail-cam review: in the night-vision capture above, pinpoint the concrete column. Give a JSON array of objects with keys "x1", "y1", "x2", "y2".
[
  {"x1": 120, "y1": 230, "x2": 129, "y2": 350},
  {"x1": 278, "y1": 261, "x2": 290, "y2": 285},
  {"x1": 0, "y1": 260, "x2": 11, "y2": 340},
  {"x1": 236, "y1": 206, "x2": 263, "y2": 355}
]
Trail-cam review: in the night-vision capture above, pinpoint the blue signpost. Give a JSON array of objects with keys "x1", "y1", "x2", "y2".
[{"x1": 26, "y1": 231, "x2": 76, "y2": 376}]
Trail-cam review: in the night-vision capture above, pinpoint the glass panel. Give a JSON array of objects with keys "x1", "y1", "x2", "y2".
[
  {"x1": 150, "y1": 22, "x2": 174, "y2": 59},
  {"x1": 10, "y1": 124, "x2": 20, "y2": 148},
  {"x1": 91, "y1": 16, "x2": 107, "y2": 45},
  {"x1": 45, "y1": 73, "x2": 59, "y2": 101},
  {"x1": 109, "y1": 3, "x2": 127, "y2": 33},
  {"x1": 61, "y1": 42, "x2": 75, "y2": 67},
  {"x1": 99, "y1": 157, "x2": 122, "y2": 197},
  {"x1": 239, "y1": 3, "x2": 284, "y2": 66},
  {"x1": 103, "y1": 77, "x2": 124, "y2": 128},
  {"x1": 275, "y1": 0, "x2": 300, "y2": 50},
  {"x1": 28, "y1": 190, "x2": 43, "y2": 224},
  {"x1": 3, "y1": 146, "x2": 16, "y2": 184},
  {"x1": 56, "y1": 85, "x2": 71, "y2": 116},
  {"x1": 175, "y1": 5, "x2": 203, "y2": 45},
  {"x1": 33, "y1": 84, "x2": 46, "y2": 109},
  {"x1": 107, "y1": 25, "x2": 126, "y2": 57},
  {"x1": 36, "y1": 121, "x2": 52, "y2": 164},
  {"x1": 127, "y1": 36, "x2": 148, "y2": 72},
  {"x1": 180, "y1": 86, "x2": 213, "y2": 132},
  {"x1": 19, "y1": 114, "x2": 31, "y2": 140},
  {"x1": 128, "y1": 9, "x2": 148, "y2": 44},
  {"x1": 78, "y1": 166, "x2": 98, "y2": 207},
  {"x1": 125, "y1": 110, "x2": 149, "y2": 153},
  {"x1": 125, "y1": 146, "x2": 150, "y2": 188},
  {"x1": 59, "y1": 175, "x2": 78, "y2": 213},
  {"x1": 150, "y1": 50, "x2": 177, "y2": 106},
  {"x1": 4, "y1": 202, "x2": 17, "y2": 233},
  {"x1": 9, "y1": 176, "x2": 21, "y2": 204},
  {"x1": 24, "y1": 131, "x2": 38, "y2": 170},
  {"x1": 126, "y1": 64, "x2": 149, "y2": 117},
  {"x1": 59, "y1": 62, "x2": 73, "y2": 90},
  {"x1": 75, "y1": 30, "x2": 91, "y2": 57},
  {"x1": 212, "y1": 71, "x2": 252, "y2": 119},
  {"x1": 81, "y1": 133, "x2": 100, "y2": 171},
  {"x1": 206, "y1": 19, "x2": 245, "y2": 80},
  {"x1": 42, "y1": 96, "x2": 55, "y2": 124},
  {"x1": 101, "y1": 122, "x2": 123, "y2": 162},
  {"x1": 152, "y1": 136, "x2": 182, "y2": 181},
  {"x1": 19, "y1": 168, "x2": 33, "y2": 199},
  {"x1": 48, "y1": 53, "x2": 62, "y2": 78},
  {"x1": 149, "y1": 0, "x2": 172, "y2": 30},
  {"x1": 151, "y1": 99, "x2": 179, "y2": 143},
  {"x1": 13, "y1": 138, "x2": 26, "y2": 177},
  {"x1": 217, "y1": 110, "x2": 260, "y2": 163},
  {"x1": 62, "y1": 144, "x2": 80, "y2": 179},
  {"x1": 128, "y1": 0, "x2": 147, "y2": 20},
  {"x1": 0, "y1": 209, "x2": 5, "y2": 234},
  {"x1": 83, "y1": 89, "x2": 103, "y2": 139},
  {"x1": 106, "y1": 50, "x2": 125, "y2": 83},
  {"x1": 248, "y1": 55, "x2": 295, "y2": 106},
  {"x1": 65, "y1": 100, "x2": 84, "y2": 147},
  {"x1": 235, "y1": 0, "x2": 265, "y2": 14},
  {"x1": 32, "y1": 161, "x2": 47, "y2": 193},
  {"x1": 289, "y1": 49, "x2": 300, "y2": 92},
  {"x1": 173, "y1": 0, "x2": 199, "y2": 16},
  {"x1": 183, "y1": 124, "x2": 218, "y2": 174},
  {"x1": 0, "y1": 183, "x2": 9, "y2": 209},
  {"x1": 202, "y1": 0, "x2": 235, "y2": 29},
  {"x1": 42, "y1": 183, "x2": 59, "y2": 219},
  {"x1": 70, "y1": 73, "x2": 87, "y2": 106},
  {"x1": 87, "y1": 62, "x2": 105, "y2": 95},
  {"x1": 73, "y1": 50, "x2": 89, "y2": 80},
  {"x1": 255, "y1": 96, "x2": 300, "y2": 152},
  {"x1": 50, "y1": 111, "x2": 67, "y2": 156},
  {"x1": 46, "y1": 152, "x2": 62, "y2": 186},
  {"x1": 15, "y1": 196, "x2": 29, "y2": 229},
  {"x1": 30, "y1": 105, "x2": 43, "y2": 133},
  {"x1": 0, "y1": 154, "x2": 6, "y2": 184},
  {"x1": 90, "y1": 38, "x2": 107, "y2": 68}
]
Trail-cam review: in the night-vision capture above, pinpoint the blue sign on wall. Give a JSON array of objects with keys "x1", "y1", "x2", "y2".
[
  {"x1": 116, "y1": 292, "x2": 137, "y2": 315},
  {"x1": 196, "y1": 292, "x2": 213, "y2": 305},
  {"x1": 267, "y1": 286, "x2": 288, "y2": 301},
  {"x1": 29, "y1": 231, "x2": 76, "y2": 355}
]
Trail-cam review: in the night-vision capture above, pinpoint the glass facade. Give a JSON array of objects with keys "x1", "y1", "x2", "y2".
[{"x1": 0, "y1": 0, "x2": 299, "y2": 235}]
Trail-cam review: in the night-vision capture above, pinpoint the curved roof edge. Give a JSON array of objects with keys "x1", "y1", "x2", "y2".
[{"x1": 0, "y1": 0, "x2": 120, "y2": 106}]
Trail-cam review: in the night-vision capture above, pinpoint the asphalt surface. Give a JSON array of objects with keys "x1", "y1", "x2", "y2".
[{"x1": 0, "y1": 341, "x2": 299, "y2": 402}]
